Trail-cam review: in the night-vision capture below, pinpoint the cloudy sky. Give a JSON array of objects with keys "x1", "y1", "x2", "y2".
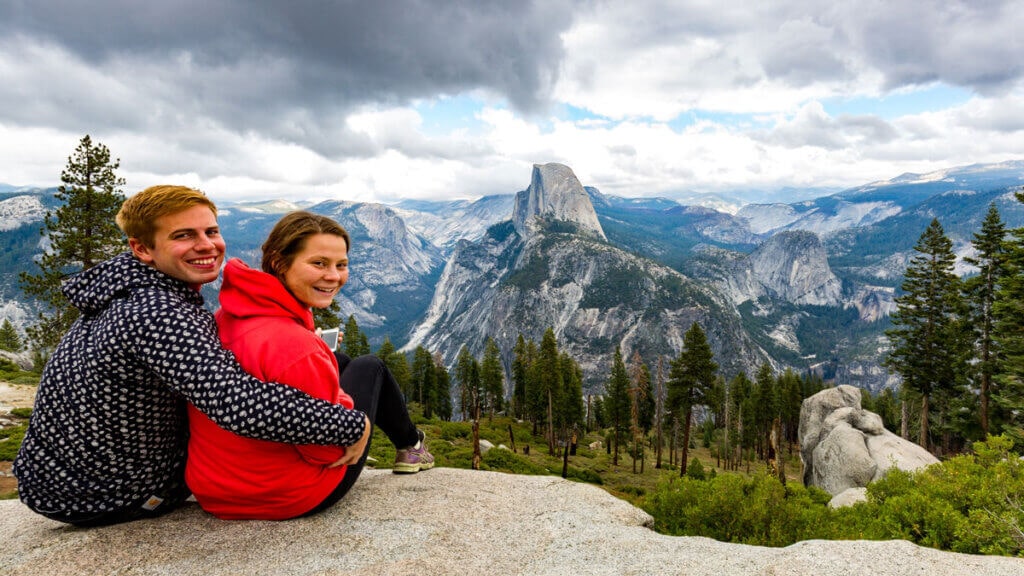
[{"x1": 0, "y1": 1, "x2": 1021, "y2": 207}]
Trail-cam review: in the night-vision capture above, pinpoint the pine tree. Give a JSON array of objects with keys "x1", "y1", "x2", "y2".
[
  {"x1": 342, "y1": 315, "x2": 370, "y2": 357},
  {"x1": 455, "y1": 345, "x2": 478, "y2": 422},
  {"x1": 885, "y1": 218, "x2": 967, "y2": 450},
  {"x1": 433, "y1": 351, "x2": 452, "y2": 421},
  {"x1": 376, "y1": 337, "x2": 412, "y2": 395},
  {"x1": 604, "y1": 346, "x2": 632, "y2": 466},
  {"x1": 511, "y1": 334, "x2": 532, "y2": 420},
  {"x1": 667, "y1": 322, "x2": 718, "y2": 474},
  {"x1": 312, "y1": 300, "x2": 343, "y2": 330},
  {"x1": 20, "y1": 135, "x2": 126, "y2": 353},
  {"x1": 537, "y1": 328, "x2": 563, "y2": 454},
  {"x1": 480, "y1": 338, "x2": 505, "y2": 420},
  {"x1": 993, "y1": 191, "x2": 1024, "y2": 444},
  {"x1": 628, "y1": 350, "x2": 650, "y2": 474},
  {"x1": 410, "y1": 346, "x2": 437, "y2": 417},
  {"x1": 558, "y1": 351, "x2": 585, "y2": 432},
  {"x1": 963, "y1": 202, "x2": 1007, "y2": 437},
  {"x1": 0, "y1": 319, "x2": 23, "y2": 352}
]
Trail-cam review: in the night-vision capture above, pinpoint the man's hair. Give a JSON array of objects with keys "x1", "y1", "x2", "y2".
[
  {"x1": 262, "y1": 211, "x2": 351, "y2": 279},
  {"x1": 116, "y1": 185, "x2": 218, "y2": 248}
]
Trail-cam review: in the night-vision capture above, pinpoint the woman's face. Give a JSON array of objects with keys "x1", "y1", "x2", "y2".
[{"x1": 281, "y1": 233, "x2": 349, "y2": 309}]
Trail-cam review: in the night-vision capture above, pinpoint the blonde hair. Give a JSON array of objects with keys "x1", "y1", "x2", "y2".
[
  {"x1": 116, "y1": 185, "x2": 217, "y2": 247},
  {"x1": 262, "y1": 211, "x2": 351, "y2": 279}
]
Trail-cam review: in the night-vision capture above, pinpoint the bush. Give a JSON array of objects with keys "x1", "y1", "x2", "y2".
[
  {"x1": 481, "y1": 447, "x2": 548, "y2": 475},
  {"x1": 10, "y1": 408, "x2": 31, "y2": 419},
  {"x1": 565, "y1": 466, "x2": 603, "y2": 485},
  {"x1": 642, "y1": 472, "x2": 834, "y2": 547},
  {"x1": 832, "y1": 435, "x2": 1024, "y2": 556},
  {"x1": 0, "y1": 423, "x2": 27, "y2": 461}
]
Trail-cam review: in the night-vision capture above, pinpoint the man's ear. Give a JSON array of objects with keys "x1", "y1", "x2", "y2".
[{"x1": 128, "y1": 238, "x2": 155, "y2": 264}]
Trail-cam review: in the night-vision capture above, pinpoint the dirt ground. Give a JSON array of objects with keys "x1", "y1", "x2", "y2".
[{"x1": 0, "y1": 381, "x2": 37, "y2": 496}]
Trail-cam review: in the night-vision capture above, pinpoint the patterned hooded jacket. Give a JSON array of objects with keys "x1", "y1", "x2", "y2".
[{"x1": 13, "y1": 253, "x2": 366, "y2": 520}]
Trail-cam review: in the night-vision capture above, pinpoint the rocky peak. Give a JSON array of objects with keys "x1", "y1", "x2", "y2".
[
  {"x1": 725, "y1": 230, "x2": 843, "y2": 306},
  {"x1": 512, "y1": 163, "x2": 606, "y2": 240}
]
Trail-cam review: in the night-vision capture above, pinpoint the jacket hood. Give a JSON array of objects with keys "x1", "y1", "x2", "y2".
[
  {"x1": 63, "y1": 252, "x2": 204, "y2": 316},
  {"x1": 218, "y1": 258, "x2": 314, "y2": 330}
]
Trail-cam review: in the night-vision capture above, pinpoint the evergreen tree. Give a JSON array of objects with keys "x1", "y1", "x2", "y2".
[
  {"x1": 537, "y1": 328, "x2": 563, "y2": 454},
  {"x1": 312, "y1": 300, "x2": 343, "y2": 330},
  {"x1": 433, "y1": 352, "x2": 453, "y2": 421},
  {"x1": 777, "y1": 369, "x2": 803, "y2": 448},
  {"x1": 511, "y1": 334, "x2": 532, "y2": 420},
  {"x1": 342, "y1": 315, "x2": 370, "y2": 357},
  {"x1": 376, "y1": 338, "x2": 412, "y2": 396},
  {"x1": 410, "y1": 346, "x2": 437, "y2": 417},
  {"x1": 20, "y1": 135, "x2": 126, "y2": 353},
  {"x1": 455, "y1": 345, "x2": 478, "y2": 421},
  {"x1": 558, "y1": 351, "x2": 585, "y2": 432},
  {"x1": 963, "y1": 202, "x2": 1007, "y2": 437},
  {"x1": 628, "y1": 350, "x2": 652, "y2": 474},
  {"x1": 0, "y1": 319, "x2": 23, "y2": 352},
  {"x1": 591, "y1": 395, "x2": 607, "y2": 430},
  {"x1": 751, "y1": 363, "x2": 777, "y2": 460},
  {"x1": 729, "y1": 371, "x2": 754, "y2": 471},
  {"x1": 993, "y1": 191, "x2": 1024, "y2": 444},
  {"x1": 885, "y1": 219, "x2": 967, "y2": 450},
  {"x1": 667, "y1": 322, "x2": 718, "y2": 474},
  {"x1": 480, "y1": 338, "x2": 505, "y2": 420},
  {"x1": 604, "y1": 346, "x2": 632, "y2": 466}
]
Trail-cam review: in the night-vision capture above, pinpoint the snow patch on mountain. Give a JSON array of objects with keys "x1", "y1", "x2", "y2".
[{"x1": 0, "y1": 195, "x2": 46, "y2": 231}]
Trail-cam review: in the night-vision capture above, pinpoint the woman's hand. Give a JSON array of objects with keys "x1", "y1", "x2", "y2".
[{"x1": 328, "y1": 415, "x2": 371, "y2": 467}]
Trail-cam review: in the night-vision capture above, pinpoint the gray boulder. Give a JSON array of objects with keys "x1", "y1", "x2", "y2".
[
  {"x1": 800, "y1": 385, "x2": 939, "y2": 501},
  {"x1": 3, "y1": 468, "x2": 1023, "y2": 576}
]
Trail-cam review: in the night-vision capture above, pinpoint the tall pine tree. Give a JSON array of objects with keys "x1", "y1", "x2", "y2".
[
  {"x1": 604, "y1": 346, "x2": 632, "y2": 466},
  {"x1": 992, "y1": 191, "x2": 1024, "y2": 444},
  {"x1": 963, "y1": 202, "x2": 1007, "y2": 437},
  {"x1": 480, "y1": 338, "x2": 505, "y2": 421},
  {"x1": 668, "y1": 322, "x2": 718, "y2": 474},
  {"x1": 885, "y1": 218, "x2": 967, "y2": 450},
  {"x1": 20, "y1": 135, "x2": 126, "y2": 353}
]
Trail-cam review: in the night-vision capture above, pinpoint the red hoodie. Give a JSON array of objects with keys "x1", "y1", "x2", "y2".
[{"x1": 185, "y1": 258, "x2": 352, "y2": 520}]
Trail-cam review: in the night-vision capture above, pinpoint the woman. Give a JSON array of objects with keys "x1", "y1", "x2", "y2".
[{"x1": 185, "y1": 210, "x2": 433, "y2": 520}]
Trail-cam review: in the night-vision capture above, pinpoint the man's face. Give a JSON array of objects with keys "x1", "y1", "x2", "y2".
[{"x1": 128, "y1": 204, "x2": 226, "y2": 286}]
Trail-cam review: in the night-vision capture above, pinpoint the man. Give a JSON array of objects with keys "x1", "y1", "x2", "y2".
[{"x1": 14, "y1": 185, "x2": 371, "y2": 526}]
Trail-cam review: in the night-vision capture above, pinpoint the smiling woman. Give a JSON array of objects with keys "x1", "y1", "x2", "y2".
[{"x1": 185, "y1": 210, "x2": 433, "y2": 521}]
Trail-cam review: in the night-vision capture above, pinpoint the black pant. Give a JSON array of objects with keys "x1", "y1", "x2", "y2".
[{"x1": 301, "y1": 353, "x2": 419, "y2": 516}]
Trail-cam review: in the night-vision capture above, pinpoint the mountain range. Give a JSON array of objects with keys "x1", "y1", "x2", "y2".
[{"x1": 2, "y1": 160, "x2": 1023, "y2": 393}]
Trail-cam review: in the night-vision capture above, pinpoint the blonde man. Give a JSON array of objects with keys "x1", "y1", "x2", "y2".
[{"x1": 14, "y1": 186, "x2": 369, "y2": 526}]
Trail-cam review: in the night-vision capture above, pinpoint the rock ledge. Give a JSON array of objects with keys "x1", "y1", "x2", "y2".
[{"x1": 1, "y1": 468, "x2": 1022, "y2": 576}]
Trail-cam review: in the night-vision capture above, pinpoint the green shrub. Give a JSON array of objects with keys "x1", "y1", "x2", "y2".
[
  {"x1": 565, "y1": 466, "x2": 603, "y2": 485},
  {"x1": 686, "y1": 458, "x2": 706, "y2": 480},
  {"x1": 0, "y1": 423, "x2": 27, "y2": 461},
  {"x1": 832, "y1": 435, "x2": 1024, "y2": 556},
  {"x1": 481, "y1": 447, "x2": 549, "y2": 475},
  {"x1": 10, "y1": 408, "x2": 32, "y2": 419},
  {"x1": 438, "y1": 422, "x2": 471, "y2": 441},
  {"x1": 642, "y1": 472, "x2": 835, "y2": 547}
]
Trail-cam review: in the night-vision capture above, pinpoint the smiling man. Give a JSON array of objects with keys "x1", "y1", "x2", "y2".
[{"x1": 13, "y1": 185, "x2": 370, "y2": 527}]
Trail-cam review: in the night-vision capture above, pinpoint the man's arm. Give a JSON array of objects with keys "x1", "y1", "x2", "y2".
[{"x1": 133, "y1": 298, "x2": 367, "y2": 447}]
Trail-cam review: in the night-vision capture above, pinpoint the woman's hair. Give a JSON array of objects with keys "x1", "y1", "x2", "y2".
[
  {"x1": 261, "y1": 211, "x2": 351, "y2": 279},
  {"x1": 116, "y1": 185, "x2": 218, "y2": 248}
]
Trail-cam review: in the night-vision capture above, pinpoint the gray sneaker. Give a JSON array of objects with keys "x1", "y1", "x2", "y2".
[{"x1": 393, "y1": 429, "x2": 435, "y2": 474}]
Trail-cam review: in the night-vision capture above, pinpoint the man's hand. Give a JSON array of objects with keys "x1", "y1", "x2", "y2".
[{"x1": 328, "y1": 415, "x2": 371, "y2": 467}]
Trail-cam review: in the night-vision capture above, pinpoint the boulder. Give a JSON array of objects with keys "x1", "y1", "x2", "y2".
[
  {"x1": 2, "y1": 468, "x2": 1023, "y2": 576},
  {"x1": 800, "y1": 385, "x2": 939, "y2": 498}
]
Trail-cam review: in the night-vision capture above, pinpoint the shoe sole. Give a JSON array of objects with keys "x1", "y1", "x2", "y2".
[{"x1": 392, "y1": 460, "x2": 435, "y2": 474}]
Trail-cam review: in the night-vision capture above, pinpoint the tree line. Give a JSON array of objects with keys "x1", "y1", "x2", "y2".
[{"x1": 885, "y1": 196, "x2": 1024, "y2": 454}]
